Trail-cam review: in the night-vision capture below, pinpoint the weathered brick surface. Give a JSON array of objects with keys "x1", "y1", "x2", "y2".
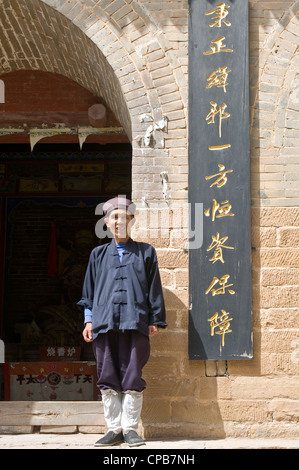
[{"x1": 0, "y1": 0, "x2": 298, "y2": 440}]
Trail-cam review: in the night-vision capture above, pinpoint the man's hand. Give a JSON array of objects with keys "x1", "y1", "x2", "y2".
[
  {"x1": 149, "y1": 325, "x2": 159, "y2": 337},
  {"x1": 82, "y1": 322, "x2": 93, "y2": 342}
]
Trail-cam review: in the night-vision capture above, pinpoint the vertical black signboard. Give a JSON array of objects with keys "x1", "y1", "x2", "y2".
[{"x1": 188, "y1": 0, "x2": 253, "y2": 360}]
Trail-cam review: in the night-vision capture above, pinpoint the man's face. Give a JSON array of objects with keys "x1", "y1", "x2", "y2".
[{"x1": 105, "y1": 208, "x2": 134, "y2": 241}]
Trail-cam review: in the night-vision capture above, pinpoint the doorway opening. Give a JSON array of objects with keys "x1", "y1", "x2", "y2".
[
  {"x1": 0, "y1": 67, "x2": 132, "y2": 401},
  {"x1": 0, "y1": 142, "x2": 131, "y2": 400}
]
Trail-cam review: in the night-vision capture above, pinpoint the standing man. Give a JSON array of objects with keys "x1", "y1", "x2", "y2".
[{"x1": 78, "y1": 196, "x2": 167, "y2": 447}]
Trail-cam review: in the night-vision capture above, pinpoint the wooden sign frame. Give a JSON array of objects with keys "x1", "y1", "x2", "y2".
[{"x1": 188, "y1": 0, "x2": 253, "y2": 360}]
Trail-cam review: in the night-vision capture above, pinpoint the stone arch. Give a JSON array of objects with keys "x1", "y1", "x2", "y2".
[
  {"x1": 252, "y1": 0, "x2": 299, "y2": 121},
  {"x1": 0, "y1": 0, "x2": 131, "y2": 138},
  {"x1": 251, "y1": 0, "x2": 299, "y2": 204},
  {"x1": 1, "y1": 0, "x2": 188, "y2": 201},
  {"x1": 40, "y1": 0, "x2": 188, "y2": 110},
  {"x1": 38, "y1": 0, "x2": 188, "y2": 195},
  {"x1": 251, "y1": 0, "x2": 299, "y2": 129}
]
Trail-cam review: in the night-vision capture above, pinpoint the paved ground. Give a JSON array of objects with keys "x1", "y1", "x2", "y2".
[{"x1": 0, "y1": 432, "x2": 298, "y2": 449}]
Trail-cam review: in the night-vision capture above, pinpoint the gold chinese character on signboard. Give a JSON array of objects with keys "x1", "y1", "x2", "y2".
[
  {"x1": 207, "y1": 232, "x2": 234, "y2": 264},
  {"x1": 208, "y1": 309, "x2": 233, "y2": 347},
  {"x1": 205, "y1": 164, "x2": 233, "y2": 188},
  {"x1": 204, "y1": 198, "x2": 235, "y2": 221},
  {"x1": 205, "y1": 274, "x2": 235, "y2": 296},
  {"x1": 203, "y1": 36, "x2": 233, "y2": 55},
  {"x1": 206, "y1": 66, "x2": 231, "y2": 93},
  {"x1": 205, "y1": 2, "x2": 231, "y2": 28},
  {"x1": 206, "y1": 101, "x2": 230, "y2": 138},
  {"x1": 209, "y1": 144, "x2": 231, "y2": 151}
]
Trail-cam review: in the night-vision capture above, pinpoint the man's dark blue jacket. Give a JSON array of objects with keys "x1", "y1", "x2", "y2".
[{"x1": 77, "y1": 238, "x2": 167, "y2": 339}]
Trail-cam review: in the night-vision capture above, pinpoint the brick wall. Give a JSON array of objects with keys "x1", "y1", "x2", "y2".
[
  {"x1": 0, "y1": 0, "x2": 131, "y2": 137},
  {"x1": 0, "y1": 0, "x2": 298, "y2": 439}
]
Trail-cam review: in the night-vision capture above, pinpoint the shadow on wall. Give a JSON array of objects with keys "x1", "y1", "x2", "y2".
[{"x1": 142, "y1": 288, "x2": 226, "y2": 440}]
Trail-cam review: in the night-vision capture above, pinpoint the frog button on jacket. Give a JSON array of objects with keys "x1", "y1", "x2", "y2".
[{"x1": 77, "y1": 238, "x2": 167, "y2": 339}]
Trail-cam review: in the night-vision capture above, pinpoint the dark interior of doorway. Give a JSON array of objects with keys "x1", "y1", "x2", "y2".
[{"x1": 0, "y1": 142, "x2": 132, "y2": 398}]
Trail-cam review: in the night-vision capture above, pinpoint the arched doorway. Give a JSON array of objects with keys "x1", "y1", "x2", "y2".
[
  {"x1": 0, "y1": 68, "x2": 131, "y2": 402},
  {"x1": 0, "y1": 0, "x2": 136, "y2": 408},
  {"x1": 0, "y1": 0, "x2": 189, "y2": 431}
]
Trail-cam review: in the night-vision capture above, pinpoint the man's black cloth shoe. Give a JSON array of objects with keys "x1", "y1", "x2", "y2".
[
  {"x1": 94, "y1": 431, "x2": 124, "y2": 446},
  {"x1": 124, "y1": 430, "x2": 145, "y2": 447}
]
